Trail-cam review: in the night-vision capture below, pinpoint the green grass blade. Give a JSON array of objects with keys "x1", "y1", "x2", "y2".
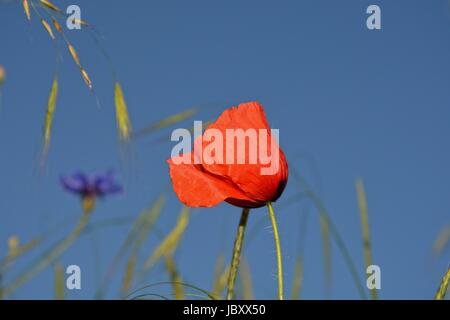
[
  {"x1": 292, "y1": 169, "x2": 368, "y2": 300},
  {"x1": 356, "y1": 177, "x2": 378, "y2": 300},
  {"x1": 435, "y1": 267, "x2": 450, "y2": 300},
  {"x1": 291, "y1": 256, "x2": 303, "y2": 300}
]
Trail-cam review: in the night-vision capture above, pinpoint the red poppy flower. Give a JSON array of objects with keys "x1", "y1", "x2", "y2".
[{"x1": 167, "y1": 101, "x2": 288, "y2": 208}]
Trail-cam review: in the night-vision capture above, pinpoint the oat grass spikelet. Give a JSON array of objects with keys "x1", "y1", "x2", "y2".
[
  {"x1": 22, "y1": 0, "x2": 31, "y2": 21},
  {"x1": 42, "y1": 77, "x2": 58, "y2": 158},
  {"x1": 114, "y1": 81, "x2": 133, "y2": 141},
  {"x1": 40, "y1": 18, "x2": 55, "y2": 40},
  {"x1": 39, "y1": 0, "x2": 61, "y2": 13}
]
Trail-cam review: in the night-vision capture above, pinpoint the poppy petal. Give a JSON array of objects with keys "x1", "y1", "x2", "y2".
[
  {"x1": 167, "y1": 153, "x2": 259, "y2": 208},
  {"x1": 200, "y1": 101, "x2": 288, "y2": 202}
]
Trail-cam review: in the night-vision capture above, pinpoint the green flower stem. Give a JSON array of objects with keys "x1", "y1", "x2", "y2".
[
  {"x1": 267, "y1": 201, "x2": 284, "y2": 300},
  {"x1": 2, "y1": 212, "x2": 90, "y2": 298},
  {"x1": 226, "y1": 207, "x2": 250, "y2": 300}
]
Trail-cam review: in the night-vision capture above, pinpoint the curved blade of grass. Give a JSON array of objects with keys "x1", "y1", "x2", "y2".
[
  {"x1": 133, "y1": 108, "x2": 198, "y2": 139},
  {"x1": 292, "y1": 169, "x2": 368, "y2": 299},
  {"x1": 213, "y1": 265, "x2": 230, "y2": 300},
  {"x1": 126, "y1": 281, "x2": 216, "y2": 300},
  {"x1": 165, "y1": 255, "x2": 184, "y2": 300},
  {"x1": 152, "y1": 119, "x2": 214, "y2": 145},
  {"x1": 319, "y1": 212, "x2": 331, "y2": 291},
  {"x1": 142, "y1": 206, "x2": 189, "y2": 272},
  {"x1": 120, "y1": 195, "x2": 166, "y2": 295},
  {"x1": 54, "y1": 262, "x2": 64, "y2": 300},
  {"x1": 1, "y1": 236, "x2": 44, "y2": 271},
  {"x1": 356, "y1": 177, "x2": 378, "y2": 300},
  {"x1": 291, "y1": 256, "x2": 303, "y2": 300},
  {"x1": 131, "y1": 293, "x2": 170, "y2": 300},
  {"x1": 2, "y1": 213, "x2": 90, "y2": 298},
  {"x1": 121, "y1": 254, "x2": 137, "y2": 296},
  {"x1": 0, "y1": 216, "x2": 131, "y2": 274},
  {"x1": 435, "y1": 267, "x2": 450, "y2": 300},
  {"x1": 114, "y1": 82, "x2": 132, "y2": 141},
  {"x1": 212, "y1": 253, "x2": 226, "y2": 296},
  {"x1": 240, "y1": 257, "x2": 254, "y2": 300}
]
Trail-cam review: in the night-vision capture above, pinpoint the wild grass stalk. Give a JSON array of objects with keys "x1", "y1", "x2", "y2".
[
  {"x1": 355, "y1": 178, "x2": 378, "y2": 300},
  {"x1": 293, "y1": 170, "x2": 368, "y2": 299},
  {"x1": 435, "y1": 267, "x2": 450, "y2": 300},
  {"x1": 226, "y1": 208, "x2": 250, "y2": 300},
  {"x1": 1, "y1": 213, "x2": 90, "y2": 298},
  {"x1": 267, "y1": 202, "x2": 284, "y2": 300}
]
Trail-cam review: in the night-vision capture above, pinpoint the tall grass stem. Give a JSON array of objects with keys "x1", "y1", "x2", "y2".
[
  {"x1": 267, "y1": 202, "x2": 284, "y2": 300},
  {"x1": 226, "y1": 208, "x2": 250, "y2": 300}
]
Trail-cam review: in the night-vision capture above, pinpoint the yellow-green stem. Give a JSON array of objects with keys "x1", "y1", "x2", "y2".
[
  {"x1": 226, "y1": 207, "x2": 250, "y2": 300},
  {"x1": 435, "y1": 266, "x2": 450, "y2": 300},
  {"x1": 267, "y1": 201, "x2": 284, "y2": 300}
]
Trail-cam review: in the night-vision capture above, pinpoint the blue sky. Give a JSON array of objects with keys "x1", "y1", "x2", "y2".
[{"x1": 0, "y1": 0, "x2": 449, "y2": 299}]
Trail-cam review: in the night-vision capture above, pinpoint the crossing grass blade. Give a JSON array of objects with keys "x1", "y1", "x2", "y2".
[
  {"x1": 165, "y1": 255, "x2": 185, "y2": 300},
  {"x1": 356, "y1": 177, "x2": 378, "y2": 300},
  {"x1": 435, "y1": 267, "x2": 450, "y2": 300},
  {"x1": 54, "y1": 262, "x2": 65, "y2": 300},
  {"x1": 319, "y1": 213, "x2": 331, "y2": 291},
  {"x1": 114, "y1": 82, "x2": 132, "y2": 141},
  {"x1": 96, "y1": 195, "x2": 165, "y2": 298},
  {"x1": 239, "y1": 258, "x2": 254, "y2": 300},
  {"x1": 212, "y1": 253, "x2": 227, "y2": 298},
  {"x1": 127, "y1": 281, "x2": 216, "y2": 300},
  {"x1": 133, "y1": 108, "x2": 198, "y2": 139},
  {"x1": 1, "y1": 236, "x2": 44, "y2": 271},
  {"x1": 120, "y1": 195, "x2": 166, "y2": 295},
  {"x1": 292, "y1": 169, "x2": 368, "y2": 299},
  {"x1": 2, "y1": 213, "x2": 90, "y2": 298},
  {"x1": 291, "y1": 256, "x2": 303, "y2": 300},
  {"x1": 142, "y1": 206, "x2": 190, "y2": 272},
  {"x1": 122, "y1": 254, "x2": 137, "y2": 295}
]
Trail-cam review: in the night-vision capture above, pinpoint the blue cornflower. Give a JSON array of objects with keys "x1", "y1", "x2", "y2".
[{"x1": 60, "y1": 170, "x2": 123, "y2": 213}]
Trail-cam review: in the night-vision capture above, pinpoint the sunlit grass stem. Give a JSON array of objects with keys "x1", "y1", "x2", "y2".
[
  {"x1": 356, "y1": 178, "x2": 378, "y2": 300},
  {"x1": 226, "y1": 208, "x2": 250, "y2": 300},
  {"x1": 267, "y1": 201, "x2": 284, "y2": 300},
  {"x1": 435, "y1": 267, "x2": 450, "y2": 300}
]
